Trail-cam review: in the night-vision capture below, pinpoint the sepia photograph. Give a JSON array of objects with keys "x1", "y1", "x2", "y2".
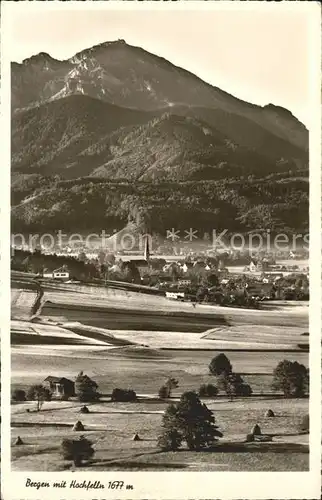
[{"x1": 1, "y1": 1, "x2": 321, "y2": 499}]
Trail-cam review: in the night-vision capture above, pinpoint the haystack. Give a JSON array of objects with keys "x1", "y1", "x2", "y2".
[
  {"x1": 80, "y1": 406, "x2": 90, "y2": 414},
  {"x1": 15, "y1": 436, "x2": 23, "y2": 445},
  {"x1": 132, "y1": 433, "x2": 141, "y2": 441},
  {"x1": 265, "y1": 409, "x2": 275, "y2": 418},
  {"x1": 73, "y1": 420, "x2": 85, "y2": 431},
  {"x1": 251, "y1": 423, "x2": 261, "y2": 436}
]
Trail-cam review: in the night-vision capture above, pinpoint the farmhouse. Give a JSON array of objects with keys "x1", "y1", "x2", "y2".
[
  {"x1": 178, "y1": 279, "x2": 191, "y2": 286},
  {"x1": 43, "y1": 376, "x2": 75, "y2": 399},
  {"x1": 42, "y1": 267, "x2": 70, "y2": 280},
  {"x1": 166, "y1": 291, "x2": 185, "y2": 300}
]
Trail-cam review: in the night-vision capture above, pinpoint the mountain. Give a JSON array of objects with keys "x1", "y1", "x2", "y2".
[
  {"x1": 11, "y1": 40, "x2": 309, "y2": 236},
  {"x1": 12, "y1": 94, "x2": 307, "y2": 181},
  {"x1": 12, "y1": 95, "x2": 157, "y2": 178},
  {"x1": 12, "y1": 40, "x2": 308, "y2": 147}
]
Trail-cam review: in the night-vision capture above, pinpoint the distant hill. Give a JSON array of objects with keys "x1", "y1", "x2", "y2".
[
  {"x1": 11, "y1": 175, "x2": 309, "y2": 237},
  {"x1": 12, "y1": 95, "x2": 156, "y2": 178},
  {"x1": 11, "y1": 40, "x2": 309, "y2": 237}
]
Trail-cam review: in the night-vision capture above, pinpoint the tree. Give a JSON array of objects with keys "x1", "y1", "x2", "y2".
[
  {"x1": 12, "y1": 389, "x2": 26, "y2": 402},
  {"x1": 75, "y1": 372, "x2": 100, "y2": 402},
  {"x1": 61, "y1": 436, "x2": 95, "y2": 467},
  {"x1": 202, "y1": 273, "x2": 219, "y2": 288},
  {"x1": 78, "y1": 252, "x2": 87, "y2": 262},
  {"x1": 217, "y1": 373, "x2": 235, "y2": 401},
  {"x1": 217, "y1": 372, "x2": 252, "y2": 400},
  {"x1": 162, "y1": 377, "x2": 179, "y2": 398},
  {"x1": 158, "y1": 391, "x2": 223, "y2": 451},
  {"x1": 105, "y1": 253, "x2": 116, "y2": 266},
  {"x1": 238, "y1": 382, "x2": 253, "y2": 397},
  {"x1": 97, "y1": 251, "x2": 106, "y2": 265},
  {"x1": 196, "y1": 286, "x2": 208, "y2": 303},
  {"x1": 169, "y1": 264, "x2": 179, "y2": 282},
  {"x1": 209, "y1": 353, "x2": 232, "y2": 376},
  {"x1": 157, "y1": 427, "x2": 182, "y2": 451},
  {"x1": 121, "y1": 261, "x2": 140, "y2": 284},
  {"x1": 158, "y1": 385, "x2": 170, "y2": 399},
  {"x1": 198, "y1": 383, "x2": 218, "y2": 398},
  {"x1": 272, "y1": 360, "x2": 309, "y2": 397},
  {"x1": 26, "y1": 384, "x2": 51, "y2": 411}
]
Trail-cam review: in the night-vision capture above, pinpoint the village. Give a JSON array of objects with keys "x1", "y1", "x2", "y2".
[{"x1": 11, "y1": 236, "x2": 309, "y2": 309}]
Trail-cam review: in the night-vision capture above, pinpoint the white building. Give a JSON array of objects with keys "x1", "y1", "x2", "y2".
[
  {"x1": 166, "y1": 291, "x2": 185, "y2": 300},
  {"x1": 43, "y1": 267, "x2": 70, "y2": 280}
]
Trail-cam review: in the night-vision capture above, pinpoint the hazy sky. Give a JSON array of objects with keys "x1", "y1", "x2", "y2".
[{"x1": 7, "y1": 5, "x2": 313, "y2": 125}]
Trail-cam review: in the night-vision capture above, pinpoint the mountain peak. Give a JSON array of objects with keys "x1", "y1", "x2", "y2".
[
  {"x1": 71, "y1": 39, "x2": 128, "y2": 60},
  {"x1": 264, "y1": 103, "x2": 294, "y2": 117},
  {"x1": 22, "y1": 52, "x2": 58, "y2": 65}
]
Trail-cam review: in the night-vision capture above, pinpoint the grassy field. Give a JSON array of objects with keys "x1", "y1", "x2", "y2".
[
  {"x1": 11, "y1": 281, "x2": 309, "y2": 472},
  {"x1": 11, "y1": 345, "x2": 308, "y2": 395},
  {"x1": 11, "y1": 397, "x2": 309, "y2": 472}
]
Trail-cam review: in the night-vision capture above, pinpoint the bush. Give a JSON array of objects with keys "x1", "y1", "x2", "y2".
[
  {"x1": 75, "y1": 372, "x2": 100, "y2": 402},
  {"x1": 272, "y1": 360, "x2": 309, "y2": 397},
  {"x1": 158, "y1": 385, "x2": 170, "y2": 399},
  {"x1": 198, "y1": 383, "x2": 218, "y2": 398},
  {"x1": 61, "y1": 436, "x2": 94, "y2": 467},
  {"x1": 111, "y1": 388, "x2": 137, "y2": 402},
  {"x1": 11, "y1": 389, "x2": 26, "y2": 402},
  {"x1": 237, "y1": 383, "x2": 253, "y2": 397},
  {"x1": 158, "y1": 378, "x2": 179, "y2": 399},
  {"x1": 299, "y1": 414, "x2": 309, "y2": 433}
]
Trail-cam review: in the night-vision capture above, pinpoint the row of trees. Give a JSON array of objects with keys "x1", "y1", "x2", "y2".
[
  {"x1": 157, "y1": 355, "x2": 309, "y2": 401},
  {"x1": 12, "y1": 357, "x2": 309, "y2": 411},
  {"x1": 208, "y1": 354, "x2": 309, "y2": 398},
  {"x1": 12, "y1": 372, "x2": 139, "y2": 409}
]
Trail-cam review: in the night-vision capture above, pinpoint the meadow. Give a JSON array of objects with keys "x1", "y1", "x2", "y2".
[
  {"x1": 11, "y1": 397, "x2": 308, "y2": 472},
  {"x1": 11, "y1": 281, "x2": 309, "y2": 472}
]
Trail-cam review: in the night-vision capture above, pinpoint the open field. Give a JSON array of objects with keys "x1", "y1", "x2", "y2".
[
  {"x1": 11, "y1": 279, "x2": 309, "y2": 471},
  {"x1": 12, "y1": 344, "x2": 307, "y2": 396},
  {"x1": 11, "y1": 282, "x2": 309, "y2": 397},
  {"x1": 41, "y1": 284, "x2": 309, "y2": 319},
  {"x1": 11, "y1": 284, "x2": 38, "y2": 320},
  {"x1": 11, "y1": 397, "x2": 308, "y2": 472}
]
